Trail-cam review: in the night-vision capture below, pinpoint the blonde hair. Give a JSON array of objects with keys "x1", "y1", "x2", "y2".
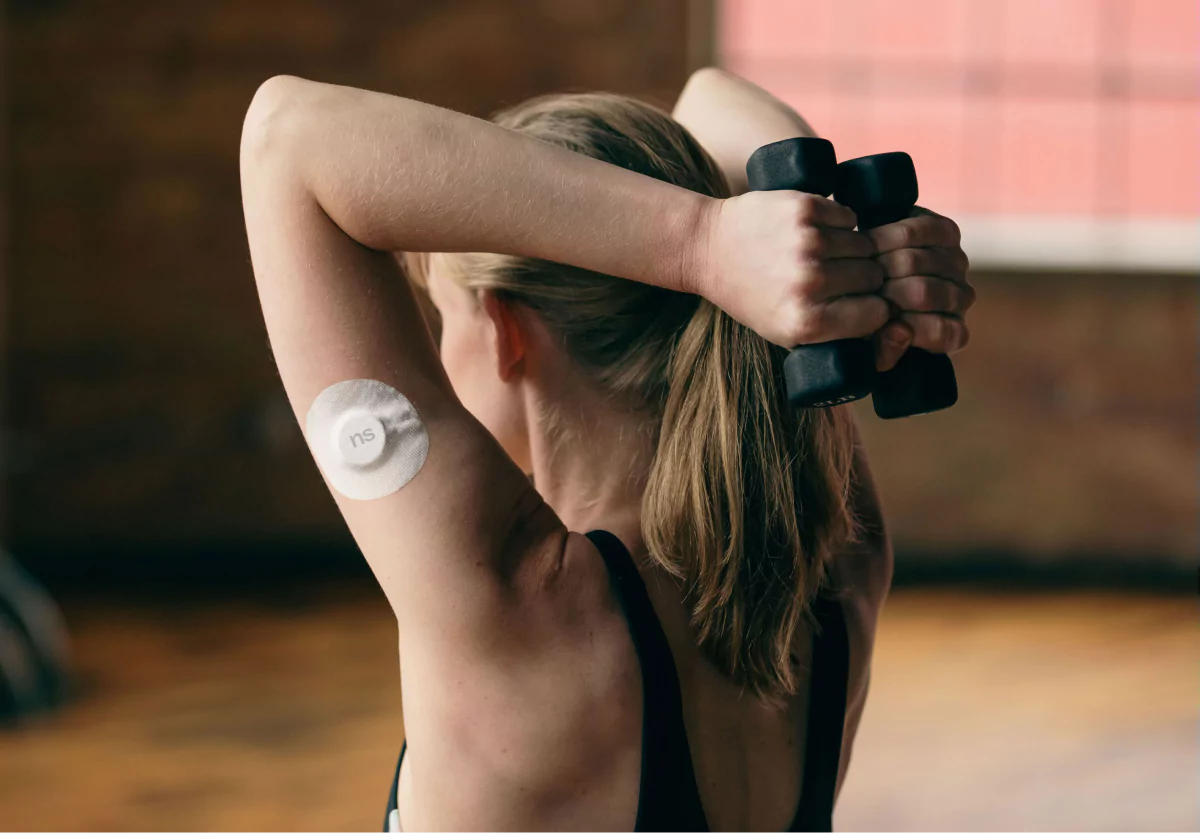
[{"x1": 408, "y1": 93, "x2": 857, "y2": 700}]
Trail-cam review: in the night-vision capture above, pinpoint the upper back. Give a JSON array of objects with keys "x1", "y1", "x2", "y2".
[{"x1": 397, "y1": 527, "x2": 881, "y2": 831}]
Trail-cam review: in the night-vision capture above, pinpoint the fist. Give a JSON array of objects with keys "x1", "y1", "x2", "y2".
[
  {"x1": 698, "y1": 190, "x2": 888, "y2": 349},
  {"x1": 867, "y1": 208, "x2": 975, "y2": 371}
]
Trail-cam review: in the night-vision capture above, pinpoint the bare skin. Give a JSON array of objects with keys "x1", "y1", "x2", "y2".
[{"x1": 240, "y1": 68, "x2": 972, "y2": 830}]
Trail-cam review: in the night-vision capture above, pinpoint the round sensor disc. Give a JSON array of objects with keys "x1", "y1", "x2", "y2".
[{"x1": 333, "y1": 410, "x2": 386, "y2": 466}]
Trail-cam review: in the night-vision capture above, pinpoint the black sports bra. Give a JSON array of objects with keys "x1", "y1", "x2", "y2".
[{"x1": 384, "y1": 529, "x2": 850, "y2": 832}]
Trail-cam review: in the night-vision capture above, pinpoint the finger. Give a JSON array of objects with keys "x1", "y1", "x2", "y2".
[
  {"x1": 880, "y1": 275, "x2": 976, "y2": 315},
  {"x1": 867, "y1": 210, "x2": 961, "y2": 254},
  {"x1": 811, "y1": 228, "x2": 877, "y2": 261},
  {"x1": 876, "y1": 246, "x2": 971, "y2": 284},
  {"x1": 898, "y1": 312, "x2": 970, "y2": 354},
  {"x1": 808, "y1": 257, "x2": 885, "y2": 301},
  {"x1": 796, "y1": 193, "x2": 859, "y2": 230},
  {"x1": 873, "y1": 322, "x2": 913, "y2": 372},
  {"x1": 807, "y1": 294, "x2": 891, "y2": 342}
]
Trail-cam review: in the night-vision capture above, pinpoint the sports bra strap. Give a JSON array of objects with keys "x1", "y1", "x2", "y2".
[
  {"x1": 382, "y1": 530, "x2": 849, "y2": 832},
  {"x1": 586, "y1": 530, "x2": 709, "y2": 831}
]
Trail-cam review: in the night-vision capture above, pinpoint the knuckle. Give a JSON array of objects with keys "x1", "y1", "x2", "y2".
[
  {"x1": 925, "y1": 280, "x2": 949, "y2": 312},
  {"x1": 909, "y1": 278, "x2": 934, "y2": 310},
  {"x1": 798, "y1": 226, "x2": 826, "y2": 259},
  {"x1": 942, "y1": 217, "x2": 963, "y2": 245},
  {"x1": 896, "y1": 248, "x2": 920, "y2": 277},
  {"x1": 880, "y1": 250, "x2": 900, "y2": 277},
  {"x1": 794, "y1": 194, "x2": 820, "y2": 225},
  {"x1": 793, "y1": 266, "x2": 822, "y2": 301},
  {"x1": 932, "y1": 315, "x2": 952, "y2": 345},
  {"x1": 787, "y1": 272, "x2": 816, "y2": 307},
  {"x1": 912, "y1": 313, "x2": 942, "y2": 347},
  {"x1": 893, "y1": 222, "x2": 916, "y2": 249},
  {"x1": 957, "y1": 323, "x2": 971, "y2": 350}
]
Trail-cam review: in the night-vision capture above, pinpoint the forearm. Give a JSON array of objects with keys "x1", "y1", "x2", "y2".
[
  {"x1": 673, "y1": 68, "x2": 818, "y2": 195},
  {"x1": 242, "y1": 75, "x2": 712, "y2": 294}
]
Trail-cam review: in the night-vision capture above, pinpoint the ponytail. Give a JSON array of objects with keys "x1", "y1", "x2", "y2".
[
  {"x1": 418, "y1": 91, "x2": 859, "y2": 700},
  {"x1": 644, "y1": 302, "x2": 856, "y2": 699}
]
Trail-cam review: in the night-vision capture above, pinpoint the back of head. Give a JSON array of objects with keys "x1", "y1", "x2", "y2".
[{"x1": 413, "y1": 92, "x2": 857, "y2": 701}]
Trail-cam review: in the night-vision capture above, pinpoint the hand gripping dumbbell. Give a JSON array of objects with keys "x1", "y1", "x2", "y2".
[
  {"x1": 745, "y1": 138, "x2": 957, "y2": 418},
  {"x1": 836, "y1": 153, "x2": 958, "y2": 418}
]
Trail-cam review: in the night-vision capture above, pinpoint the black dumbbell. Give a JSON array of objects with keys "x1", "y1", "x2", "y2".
[
  {"x1": 835, "y1": 153, "x2": 958, "y2": 419},
  {"x1": 746, "y1": 139, "x2": 958, "y2": 417},
  {"x1": 746, "y1": 138, "x2": 876, "y2": 408}
]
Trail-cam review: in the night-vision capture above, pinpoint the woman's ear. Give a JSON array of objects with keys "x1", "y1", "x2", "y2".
[{"x1": 480, "y1": 290, "x2": 526, "y2": 382}]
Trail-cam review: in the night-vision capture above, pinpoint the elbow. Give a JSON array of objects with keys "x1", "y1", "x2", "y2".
[
  {"x1": 684, "y1": 66, "x2": 734, "y2": 91},
  {"x1": 240, "y1": 75, "x2": 310, "y2": 171},
  {"x1": 677, "y1": 67, "x2": 724, "y2": 110}
]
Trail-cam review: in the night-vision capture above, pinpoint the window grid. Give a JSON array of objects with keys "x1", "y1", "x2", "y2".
[{"x1": 719, "y1": 0, "x2": 1199, "y2": 219}]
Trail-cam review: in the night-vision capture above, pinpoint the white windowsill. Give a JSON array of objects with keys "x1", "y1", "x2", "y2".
[{"x1": 958, "y1": 216, "x2": 1199, "y2": 273}]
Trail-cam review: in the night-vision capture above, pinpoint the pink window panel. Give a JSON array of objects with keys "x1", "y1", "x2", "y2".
[
  {"x1": 1127, "y1": 0, "x2": 1199, "y2": 73},
  {"x1": 1128, "y1": 100, "x2": 1200, "y2": 217}
]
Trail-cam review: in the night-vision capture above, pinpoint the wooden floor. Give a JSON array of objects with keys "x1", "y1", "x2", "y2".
[{"x1": 0, "y1": 583, "x2": 1196, "y2": 832}]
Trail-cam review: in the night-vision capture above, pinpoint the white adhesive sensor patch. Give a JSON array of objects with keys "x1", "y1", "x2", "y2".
[{"x1": 305, "y1": 379, "x2": 429, "y2": 500}]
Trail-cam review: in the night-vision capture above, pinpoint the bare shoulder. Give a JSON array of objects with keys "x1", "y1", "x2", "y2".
[
  {"x1": 400, "y1": 529, "x2": 642, "y2": 829},
  {"x1": 486, "y1": 528, "x2": 638, "y2": 672}
]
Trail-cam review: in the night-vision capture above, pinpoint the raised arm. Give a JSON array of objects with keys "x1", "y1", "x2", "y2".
[
  {"x1": 245, "y1": 76, "x2": 711, "y2": 294},
  {"x1": 239, "y1": 76, "x2": 719, "y2": 638},
  {"x1": 239, "y1": 75, "x2": 890, "y2": 633},
  {"x1": 673, "y1": 67, "x2": 820, "y2": 196}
]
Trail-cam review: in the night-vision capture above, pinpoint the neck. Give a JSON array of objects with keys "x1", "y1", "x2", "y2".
[{"x1": 525, "y1": 387, "x2": 654, "y2": 545}]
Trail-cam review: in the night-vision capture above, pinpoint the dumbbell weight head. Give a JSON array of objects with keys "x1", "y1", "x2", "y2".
[
  {"x1": 872, "y1": 349, "x2": 959, "y2": 418},
  {"x1": 834, "y1": 152, "x2": 919, "y2": 231},
  {"x1": 781, "y1": 341, "x2": 876, "y2": 408},
  {"x1": 746, "y1": 136, "x2": 838, "y2": 196}
]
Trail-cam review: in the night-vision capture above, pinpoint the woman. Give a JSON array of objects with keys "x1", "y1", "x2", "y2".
[{"x1": 240, "y1": 67, "x2": 973, "y2": 831}]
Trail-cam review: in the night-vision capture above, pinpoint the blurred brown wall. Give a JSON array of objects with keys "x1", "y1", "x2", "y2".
[
  {"x1": 1, "y1": 2, "x2": 9, "y2": 538},
  {"x1": 6, "y1": 0, "x2": 691, "y2": 565},
  {"x1": 3, "y1": 2, "x2": 1197, "y2": 575},
  {"x1": 854, "y1": 270, "x2": 1198, "y2": 570}
]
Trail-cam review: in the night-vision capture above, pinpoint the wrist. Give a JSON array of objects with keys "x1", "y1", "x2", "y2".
[{"x1": 672, "y1": 192, "x2": 721, "y2": 299}]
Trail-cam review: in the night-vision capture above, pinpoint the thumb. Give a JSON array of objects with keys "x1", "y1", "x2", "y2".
[{"x1": 873, "y1": 322, "x2": 913, "y2": 372}]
